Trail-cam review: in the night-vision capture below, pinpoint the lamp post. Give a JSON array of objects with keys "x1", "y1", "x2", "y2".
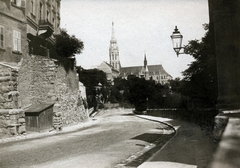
[{"x1": 170, "y1": 26, "x2": 184, "y2": 56}]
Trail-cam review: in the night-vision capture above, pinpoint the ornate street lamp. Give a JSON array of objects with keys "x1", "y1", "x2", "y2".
[{"x1": 170, "y1": 26, "x2": 184, "y2": 56}]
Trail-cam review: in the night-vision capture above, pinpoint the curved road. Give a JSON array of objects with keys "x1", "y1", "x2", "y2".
[{"x1": 0, "y1": 109, "x2": 174, "y2": 168}]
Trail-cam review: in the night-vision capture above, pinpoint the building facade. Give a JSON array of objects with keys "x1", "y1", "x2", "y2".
[
  {"x1": 120, "y1": 54, "x2": 172, "y2": 84},
  {"x1": 0, "y1": 0, "x2": 27, "y2": 63},
  {"x1": 97, "y1": 61, "x2": 119, "y2": 83},
  {"x1": 0, "y1": 0, "x2": 61, "y2": 64},
  {"x1": 0, "y1": 0, "x2": 89, "y2": 135},
  {"x1": 26, "y1": 0, "x2": 61, "y2": 42},
  {"x1": 98, "y1": 22, "x2": 172, "y2": 84}
]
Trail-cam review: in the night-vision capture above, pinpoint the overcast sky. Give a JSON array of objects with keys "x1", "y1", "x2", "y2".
[{"x1": 61, "y1": 0, "x2": 209, "y2": 78}]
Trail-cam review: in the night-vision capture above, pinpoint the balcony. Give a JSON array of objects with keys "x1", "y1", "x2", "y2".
[{"x1": 38, "y1": 20, "x2": 54, "y2": 39}]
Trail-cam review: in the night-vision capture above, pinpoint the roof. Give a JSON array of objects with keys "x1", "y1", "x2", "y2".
[
  {"x1": 25, "y1": 104, "x2": 54, "y2": 113},
  {"x1": 102, "y1": 61, "x2": 120, "y2": 73},
  {"x1": 120, "y1": 64, "x2": 172, "y2": 77}
]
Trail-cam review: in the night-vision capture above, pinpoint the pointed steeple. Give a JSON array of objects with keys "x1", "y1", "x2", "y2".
[
  {"x1": 111, "y1": 22, "x2": 117, "y2": 43},
  {"x1": 109, "y1": 22, "x2": 120, "y2": 71},
  {"x1": 144, "y1": 52, "x2": 147, "y2": 69}
]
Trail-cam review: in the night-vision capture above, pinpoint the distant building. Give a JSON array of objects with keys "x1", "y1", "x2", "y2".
[
  {"x1": 97, "y1": 22, "x2": 172, "y2": 84},
  {"x1": 120, "y1": 53, "x2": 172, "y2": 84},
  {"x1": 109, "y1": 22, "x2": 121, "y2": 71},
  {"x1": 97, "y1": 61, "x2": 119, "y2": 83},
  {"x1": 97, "y1": 22, "x2": 120, "y2": 83}
]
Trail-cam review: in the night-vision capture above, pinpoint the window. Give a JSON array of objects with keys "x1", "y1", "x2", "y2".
[
  {"x1": 12, "y1": 0, "x2": 25, "y2": 7},
  {"x1": 0, "y1": 26, "x2": 4, "y2": 48},
  {"x1": 39, "y1": 3, "x2": 43, "y2": 20},
  {"x1": 52, "y1": 17, "x2": 55, "y2": 26},
  {"x1": 31, "y1": 0, "x2": 35, "y2": 14},
  {"x1": 12, "y1": 0, "x2": 21, "y2": 6},
  {"x1": 13, "y1": 30, "x2": 21, "y2": 52},
  {"x1": 47, "y1": 10, "x2": 50, "y2": 22}
]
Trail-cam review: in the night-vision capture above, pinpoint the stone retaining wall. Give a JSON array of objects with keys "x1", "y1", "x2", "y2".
[
  {"x1": 0, "y1": 63, "x2": 19, "y2": 109},
  {"x1": 18, "y1": 54, "x2": 88, "y2": 130},
  {"x1": 0, "y1": 54, "x2": 88, "y2": 135},
  {"x1": 0, "y1": 63, "x2": 26, "y2": 135},
  {"x1": 0, "y1": 109, "x2": 26, "y2": 135}
]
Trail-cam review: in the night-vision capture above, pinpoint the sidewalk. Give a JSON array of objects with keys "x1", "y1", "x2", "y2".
[
  {"x1": 137, "y1": 115, "x2": 217, "y2": 168},
  {"x1": 0, "y1": 118, "x2": 100, "y2": 144}
]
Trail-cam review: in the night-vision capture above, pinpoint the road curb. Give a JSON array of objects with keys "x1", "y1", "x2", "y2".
[
  {"x1": 0, "y1": 118, "x2": 100, "y2": 144},
  {"x1": 135, "y1": 115, "x2": 176, "y2": 134},
  {"x1": 115, "y1": 114, "x2": 177, "y2": 168}
]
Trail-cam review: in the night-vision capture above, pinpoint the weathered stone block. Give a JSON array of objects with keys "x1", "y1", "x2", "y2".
[
  {"x1": 0, "y1": 95, "x2": 5, "y2": 103},
  {"x1": 9, "y1": 127, "x2": 17, "y2": 135},
  {"x1": 18, "y1": 117, "x2": 25, "y2": 123},
  {"x1": 18, "y1": 125, "x2": 26, "y2": 134},
  {"x1": 1, "y1": 86, "x2": 11, "y2": 93},
  {"x1": 9, "y1": 109, "x2": 22, "y2": 115},
  {"x1": 0, "y1": 76, "x2": 11, "y2": 82},
  {"x1": 4, "y1": 102, "x2": 13, "y2": 109}
]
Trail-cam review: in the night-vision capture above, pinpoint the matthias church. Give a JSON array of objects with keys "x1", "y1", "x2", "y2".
[{"x1": 97, "y1": 22, "x2": 172, "y2": 85}]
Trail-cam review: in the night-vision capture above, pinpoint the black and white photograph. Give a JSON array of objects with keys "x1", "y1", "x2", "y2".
[{"x1": 0, "y1": 0, "x2": 240, "y2": 167}]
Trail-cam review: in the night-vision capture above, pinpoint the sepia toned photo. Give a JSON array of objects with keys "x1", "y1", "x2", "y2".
[{"x1": 0, "y1": 0, "x2": 240, "y2": 167}]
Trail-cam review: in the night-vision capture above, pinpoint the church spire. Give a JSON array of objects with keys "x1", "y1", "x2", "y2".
[
  {"x1": 111, "y1": 22, "x2": 117, "y2": 43},
  {"x1": 144, "y1": 52, "x2": 147, "y2": 69},
  {"x1": 109, "y1": 22, "x2": 120, "y2": 71}
]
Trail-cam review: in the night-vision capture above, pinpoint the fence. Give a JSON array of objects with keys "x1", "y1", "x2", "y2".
[{"x1": 147, "y1": 108, "x2": 218, "y2": 128}]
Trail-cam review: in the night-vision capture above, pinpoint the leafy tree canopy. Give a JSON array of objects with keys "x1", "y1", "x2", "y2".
[
  {"x1": 77, "y1": 68, "x2": 107, "y2": 87},
  {"x1": 55, "y1": 29, "x2": 84, "y2": 58},
  {"x1": 180, "y1": 24, "x2": 218, "y2": 107}
]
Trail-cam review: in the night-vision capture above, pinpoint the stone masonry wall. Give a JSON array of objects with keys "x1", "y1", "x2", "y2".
[
  {"x1": 0, "y1": 63, "x2": 26, "y2": 135},
  {"x1": 18, "y1": 55, "x2": 57, "y2": 107},
  {"x1": 54, "y1": 64, "x2": 88, "y2": 127},
  {"x1": 18, "y1": 54, "x2": 88, "y2": 131},
  {"x1": 0, "y1": 64, "x2": 19, "y2": 109}
]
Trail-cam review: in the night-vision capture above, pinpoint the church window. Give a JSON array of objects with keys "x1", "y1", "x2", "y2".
[{"x1": 0, "y1": 26, "x2": 4, "y2": 49}]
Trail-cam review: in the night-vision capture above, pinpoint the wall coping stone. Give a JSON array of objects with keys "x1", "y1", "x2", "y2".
[
  {"x1": 0, "y1": 109, "x2": 10, "y2": 115},
  {"x1": 210, "y1": 117, "x2": 240, "y2": 167},
  {"x1": 210, "y1": 110, "x2": 240, "y2": 168},
  {"x1": 0, "y1": 109, "x2": 24, "y2": 115},
  {"x1": 0, "y1": 62, "x2": 19, "y2": 70}
]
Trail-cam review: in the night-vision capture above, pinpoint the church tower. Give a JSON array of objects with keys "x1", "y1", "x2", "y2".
[
  {"x1": 141, "y1": 53, "x2": 149, "y2": 80},
  {"x1": 109, "y1": 22, "x2": 120, "y2": 70}
]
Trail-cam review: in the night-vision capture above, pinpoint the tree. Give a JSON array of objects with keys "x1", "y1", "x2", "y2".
[
  {"x1": 181, "y1": 24, "x2": 218, "y2": 108},
  {"x1": 127, "y1": 77, "x2": 150, "y2": 111},
  {"x1": 77, "y1": 68, "x2": 107, "y2": 91},
  {"x1": 76, "y1": 68, "x2": 108, "y2": 107},
  {"x1": 55, "y1": 29, "x2": 84, "y2": 58}
]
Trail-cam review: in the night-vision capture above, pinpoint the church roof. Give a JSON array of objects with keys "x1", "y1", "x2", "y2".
[
  {"x1": 120, "y1": 64, "x2": 171, "y2": 77},
  {"x1": 102, "y1": 61, "x2": 120, "y2": 73}
]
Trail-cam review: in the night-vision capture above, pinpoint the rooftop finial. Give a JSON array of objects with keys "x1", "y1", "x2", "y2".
[{"x1": 111, "y1": 22, "x2": 116, "y2": 42}]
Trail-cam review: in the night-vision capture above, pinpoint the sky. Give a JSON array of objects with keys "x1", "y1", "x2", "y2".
[{"x1": 60, "y1": 0, "x2": 209, "y2": 78}]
